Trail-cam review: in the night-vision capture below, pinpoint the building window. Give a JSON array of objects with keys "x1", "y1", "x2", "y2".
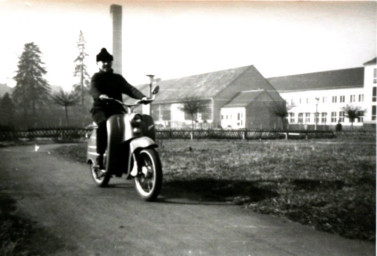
[
  {"x1": 373, "y1": 87, "x2": 376, "y2": 102},
  {"x1": 374, "y1": 68, "x2": 377, "y2": 84},
  {"x1": 321, "y1": 112, "x2": 327, "y2": 124},
  {"x1": 331, "y1": 112, "x2": 337, "y2": 123},
  {"x1": 339, "y1": 111, "x2": 345, "y2": 122},
  {"x1": 306, "y1": 98, "x2": 310, "y2": 104},
  {"x1": 340, "y1": 95, "x2": 345, "y2": 103},
  {"x1": 298, "y1": 113, "x2": 304, "y2": 123},
  {"x1": 358, "y1": 94, "x2": 364, "y2": 102},
  {"x1": 373, "y1": 106, "x2": 376, "y2": 121},
  {"x1": 332, "y1": 96, "x2": 337, "y2": 103},
  {"x1": 305, "y1": 113, "x2": 311, "y2": 123},
  {"x1": 322, "y1": 97, "x2": 327, "y2": 103},
  {"x1": 289, "y1": 112, "x2": 295, "y2": 123},
  {"x1": 350, "y1": 95, "x2": 355, "y2": 102}
]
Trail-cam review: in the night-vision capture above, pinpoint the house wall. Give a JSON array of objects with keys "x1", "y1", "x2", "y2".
[
  {"x1": 220, "y1": 107, "x2": 246, "y2": 129},
  {"x1": 245, "y1": 93, "x2": 284, "y2": 130},
  {"x1": 151, "y1": 100, "x2": 213, "y2": 129},
  {"x1": 363, "y1": 62, "x2": 377, "y2": 123},
  {"x1": 213, "y1": 67, "x2": 271, "y2": 127},
  {"x1": 276, "y1": 61, "x2": 377, "y2": 127},
  {"x1": 220, "y1": 92, "x2": 284, "y2": 130}
]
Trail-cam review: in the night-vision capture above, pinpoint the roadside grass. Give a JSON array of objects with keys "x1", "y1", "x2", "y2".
[
  {"x1": 0, "y1": 193, "x2": 67, "y2": 256},
  {"x1": 55, "y1": 138, "x2": 376, "y2": 241},
  {"x1": 0, "y1": 149, "x2": 74, "y2": 256}
]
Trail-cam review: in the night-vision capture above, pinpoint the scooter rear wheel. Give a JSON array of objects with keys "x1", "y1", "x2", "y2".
[
  {"x1": 134, "y1": 148, "x2": 162, "y2": 201},
  {"x1": 90, "y1": 162, "x2": 111, "y2": 187}
]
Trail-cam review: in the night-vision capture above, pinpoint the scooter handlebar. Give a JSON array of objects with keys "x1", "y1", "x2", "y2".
[{"x1": 99, "y1": 94, "x2": 156, "y2": 108}]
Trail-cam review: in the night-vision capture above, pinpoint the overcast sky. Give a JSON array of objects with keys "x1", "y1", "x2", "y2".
[{"x1": 0, "y1": 0, "x2": 376, "y2": 90}]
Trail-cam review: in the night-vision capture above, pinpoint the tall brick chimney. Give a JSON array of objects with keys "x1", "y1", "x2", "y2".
[{"x1": 110, "y1": 4, "x2": 122, "y2": 74}]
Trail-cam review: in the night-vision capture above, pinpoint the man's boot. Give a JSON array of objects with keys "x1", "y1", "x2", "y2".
[{"x1": 96, "y1": 154, "x2": 105, "y2": 170}]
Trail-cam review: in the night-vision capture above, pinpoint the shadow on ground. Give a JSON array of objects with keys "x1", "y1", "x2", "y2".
[
  {"x1": 160, "y1": 178, "x2": 280, "y2": 204},
  {"x1": 159, "y1": 178, "x2": 347, "y2": 205}
]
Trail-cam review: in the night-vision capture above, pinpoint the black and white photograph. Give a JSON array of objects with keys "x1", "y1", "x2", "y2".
[{"x1": 0, "y1": 0, "x2": 375, "y2": 255}]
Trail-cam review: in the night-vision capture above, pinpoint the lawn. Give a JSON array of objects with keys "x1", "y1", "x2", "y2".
[{"x1": 55, "y1": 137, "x2": 376, "y2": 241}]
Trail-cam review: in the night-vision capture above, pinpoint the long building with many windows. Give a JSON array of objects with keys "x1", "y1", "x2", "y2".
[{"x1": 268, "y1": 58, "x2": 376, "y2": 128}]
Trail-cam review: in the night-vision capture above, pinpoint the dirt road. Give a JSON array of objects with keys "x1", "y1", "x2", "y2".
[{"x1": 0, "y1": 144, "x2": 374, "y2": 256}]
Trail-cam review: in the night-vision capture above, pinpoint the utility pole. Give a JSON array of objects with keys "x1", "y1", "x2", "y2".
[
  {"x1": 146, "y1": 74, "x2": 155, "y2": 97},
  {"x1": 143, "y1": 74, "x2": 155, "y2": 115}
]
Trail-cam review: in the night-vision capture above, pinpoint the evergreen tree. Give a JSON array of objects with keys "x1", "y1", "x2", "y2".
[
  {"x1": 13, "y1": 42, "x2": 50, "y2": 127},
  {"x1": 73, "y1": 31, "x2": 90, "y2": 105},
  {"x1": 0, "y1": 93, "x2": 15, "y2": 127}
]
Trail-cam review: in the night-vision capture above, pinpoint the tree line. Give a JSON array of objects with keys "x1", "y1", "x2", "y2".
[{"x1": 0, "y1": 31, "x2": 92, "y2": 130}]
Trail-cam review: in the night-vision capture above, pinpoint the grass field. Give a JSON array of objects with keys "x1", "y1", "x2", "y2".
[{"x1": 55, "y1": 138, "x2": 376, "y2": 241}]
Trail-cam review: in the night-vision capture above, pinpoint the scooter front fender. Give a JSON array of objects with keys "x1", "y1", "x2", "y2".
[
  {"x1": 125, "y1": 137, "x2": 158, "y2": 179},
  {"x1": 129, "y1": 136, "x2": 157, "y2": 154}
]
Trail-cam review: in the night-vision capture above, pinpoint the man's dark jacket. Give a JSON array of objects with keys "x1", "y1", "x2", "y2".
[{"x1": 90, "y1": 70, "x2": 145, "y2": 124}]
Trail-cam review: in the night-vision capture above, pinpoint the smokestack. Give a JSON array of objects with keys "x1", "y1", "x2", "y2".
[{"x1": 110, "y1": 4, "x2": 122, "y2": 74}]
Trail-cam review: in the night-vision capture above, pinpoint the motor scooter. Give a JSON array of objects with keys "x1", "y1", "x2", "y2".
[{"x1": 86, "y1": 86, "x2": 162, "y2": 201}]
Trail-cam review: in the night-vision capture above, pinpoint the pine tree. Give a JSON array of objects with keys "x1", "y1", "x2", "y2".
[
  {"x1": 0, "y1": 93, "x2": 15, "y2": 127},
  {"x1": 73, "y1": 31, "x2": 90, "y2": 105},
  {"x1": 13, "y1": 42, "x2": 50, "y2": 127}
]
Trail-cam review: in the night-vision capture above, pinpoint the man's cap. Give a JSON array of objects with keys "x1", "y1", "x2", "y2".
[{"x1": 96, "y1": 48, "x2": 113, "y2": 62}]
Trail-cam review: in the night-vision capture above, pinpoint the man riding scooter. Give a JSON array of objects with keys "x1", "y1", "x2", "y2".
[{"x1": 89, "y1": 48, "x2": 148, "y2": 170}]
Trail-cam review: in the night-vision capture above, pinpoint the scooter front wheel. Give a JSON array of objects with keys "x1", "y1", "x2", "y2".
[
  {"x1": 134, "y1": 148, "x2": 162, "y2": 201},
  {"x1": 90, "y1": 162, "x2": 111, "y2": 187}
]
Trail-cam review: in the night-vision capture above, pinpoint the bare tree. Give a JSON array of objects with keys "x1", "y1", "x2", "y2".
[
  {"x1": 180, "y1": 96, "x2": 207, "y2": 130},
  {"x1": 271, "y1": 100, "x2": 293, "y2": 130},
  {"x1": 52, "y1": 89, "x2": 80, "y2": 126},
  {"x1": 342, "y1": 105, "x2": 365, "y2": 129}
]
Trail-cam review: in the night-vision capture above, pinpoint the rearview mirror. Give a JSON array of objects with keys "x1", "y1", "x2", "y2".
[{"x1": 152, "y1": 86, "x2": 160, "y2": 95}]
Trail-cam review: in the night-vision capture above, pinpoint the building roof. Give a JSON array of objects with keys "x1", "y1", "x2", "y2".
[
  {"x1": 136, "y1": 65, "x2": 271, "y2": 103},
  {"x1": 222, "y1": 90, "x2": 265, "y2": 108},
  {"x1": 267, "y1": 67, "x2": 364, "y2": 93},
  {"x1": 364, "y1": 57, "x2": 376, "y2": 66}
]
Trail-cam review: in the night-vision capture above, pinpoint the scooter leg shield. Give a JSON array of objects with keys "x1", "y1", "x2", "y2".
[{"x1": 106, "y1": 115, "x2": 125, "y2": 175}]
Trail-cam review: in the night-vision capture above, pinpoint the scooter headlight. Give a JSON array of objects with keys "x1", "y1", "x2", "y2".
[
  {"x1": 131, "y1": 114, "x2": 142, "y2": 127},
  {"x1": 132, "y1": 127, "x2": 142, "y2": 135}
]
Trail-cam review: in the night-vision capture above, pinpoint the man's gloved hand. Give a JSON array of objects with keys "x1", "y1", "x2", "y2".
[
  {"x1": 140, "y1": 97, "x2": 150, "y2": 104},
  {"x1": 99, "y1": 94, "x2": 109, "y2": 100}
]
